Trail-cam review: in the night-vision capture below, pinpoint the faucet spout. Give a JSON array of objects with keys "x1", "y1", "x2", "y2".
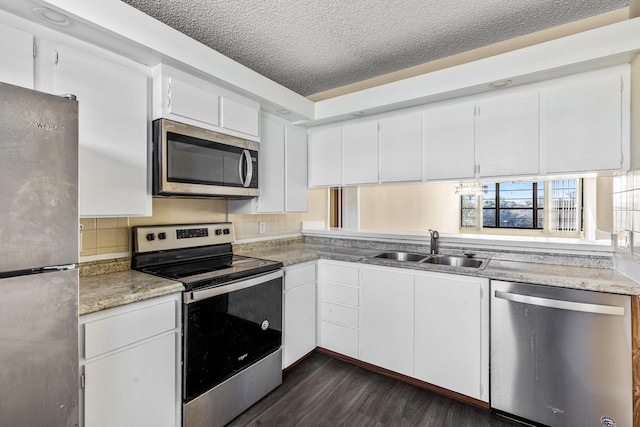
[{"x1": 428, "y1": 229, "x2": 440, "y2": 254}]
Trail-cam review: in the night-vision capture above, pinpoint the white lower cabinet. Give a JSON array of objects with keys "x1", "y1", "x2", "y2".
[
  {"x1": 283, "y1": 262, "x2": 317, "y2": 368},
  {"x1": 318, "y1": 261, "x2": 360, "y2": 359},
  {"x1": 317, "y1": 261, "x2": 489, "y2": 402},
  {"x1": 79, "y1": 293, "x2": 181, "y2": 427},
  {"x1": 360, "y1": 266, "x2": 414, "y2": 377},
  {"x1": 414, "y1": 272, "x2": 489, "y2": 402}
]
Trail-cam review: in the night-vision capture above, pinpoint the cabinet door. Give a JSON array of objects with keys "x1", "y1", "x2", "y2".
[
  {"x1": 545, "y1": 68, "x2": 625, "y2": 173},
  {"x1": 0, "y1": 23, "x2": 33, "y2": 89},
  {"x1": 168, "y1": 76, "x2": 219, "y2": 126},
  {"x1": 476, "y1": 89, "x2": 539, "y2": 178},
  {"x1": 84, "y1": 333, "x2": 177, "y2": 427},
  {"x1": 379, "y1": 110, "x2": 422, "y2": 182},
  {"x1": 285, "y1": 125, "x2": 308, "y2": 212},
  {"x1": 360, "y1": 267, "x2": 414, "y2": 376},
  {"x1": 308, "y1": 126, "x2": 342, "y2": 186},
  {"x1": 220, "y1": 97, "x2": 259, "y2": 137},
  {"x1": 55, "y1": 44, "x2": 149, "y2": 217},
  {"x1": 423, "y1": 102, "x2": 475, "y2": 180},
  {"x1": 257, "y1": 115, "x2": 285, "y2": 212},
  {"x1": 284, "y1": 282, "x2": 316, "y2": 368},
  {"x1": 414, "y1": 274, "x2": 485, "y2": 400},
  {"x1": 342, "y1": 118, "x2": 379, "y2": 185}
]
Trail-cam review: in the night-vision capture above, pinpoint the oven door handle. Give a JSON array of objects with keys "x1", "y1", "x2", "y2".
[{"x1": 185, "y1": 270, "x2": 283, "y2": 303}]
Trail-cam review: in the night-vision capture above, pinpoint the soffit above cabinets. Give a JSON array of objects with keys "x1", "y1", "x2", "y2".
[
  {"x1": 2, "y1": 0, "x2": 639, "y2": 126},
  {"x1": 121, "y1": 0, "x2": 628, "y2": 98}
]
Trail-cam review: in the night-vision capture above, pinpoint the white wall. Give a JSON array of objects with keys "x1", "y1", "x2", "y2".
[{"x1": 358, "y1": 182, "x2": 460, "y2": 233}]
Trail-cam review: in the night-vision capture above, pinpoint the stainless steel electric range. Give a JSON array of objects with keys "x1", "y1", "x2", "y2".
[{"x1": 132, "y1": 223, "x2": 283, "y2": 427}]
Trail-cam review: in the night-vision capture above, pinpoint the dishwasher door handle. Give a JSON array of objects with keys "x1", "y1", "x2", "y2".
[{"x1": 494, "y1": 290, "x2": 625, "y2": 316}]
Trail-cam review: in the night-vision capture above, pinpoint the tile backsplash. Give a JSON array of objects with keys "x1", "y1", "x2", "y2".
[
  {"x1": 227, "y1": 213, "x2": 304, "y2": 240},
  {"x1": 79, "y1": 198, "x2": 304, "y2": 259},
  {"x1": 80, "y1": 217, "x2": 130, "y2": 257}
]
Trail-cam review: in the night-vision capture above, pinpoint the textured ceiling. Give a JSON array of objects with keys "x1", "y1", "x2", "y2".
[{"x1": 120, "y1": 0, "x2": 629, "y2": 97}]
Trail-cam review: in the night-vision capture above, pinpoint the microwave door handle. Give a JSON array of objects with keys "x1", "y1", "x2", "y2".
[
  {"x1": 237, "y1": 150, "x2": 246, "y2": 186},
  {"x1": 242, "y1": 149, "x2": 252, "y2": 187}
]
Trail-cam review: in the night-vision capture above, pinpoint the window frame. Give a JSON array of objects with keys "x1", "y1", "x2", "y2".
[
  {"x1": 482, "y1": 182, "x2": 543, "y2": 230},
  {"x1": 460, "y1": 179, "x2": 583, "y2": 232}
]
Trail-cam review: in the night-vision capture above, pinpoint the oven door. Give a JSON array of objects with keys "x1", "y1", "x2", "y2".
[
  {"x1": 153, "y1": 118, "x2": 259, "y2": 197},
  {"x1": 183, "y1": 270, "x2": 282, "y2": 402}
]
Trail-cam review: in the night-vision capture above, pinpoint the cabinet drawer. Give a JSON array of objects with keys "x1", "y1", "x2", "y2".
[
  {"x1": 285, "y1": 263, "x2": 316, "y2": 290},
  {"x1": 321, "y1": 282, "x2": 359, "y2": 307},
  {"x1": 321, "y1": 302, "x2": 358, "y2": 328},
  {"x1": 84, "y1": 300, "x2": 177, "y2": 359},
  {"x1": 320, "y1": 263, "x2": 359, "y2": 287},
  {"x1": 320, "y1": 321, "x2": 358, "y2": 359}
]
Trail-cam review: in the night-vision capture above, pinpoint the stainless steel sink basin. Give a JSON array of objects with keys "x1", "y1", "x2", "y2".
[
  {"x1": 420, "y1": 254, "x2": 487, "y2": 269},
  {"x1": 372, "y1": 251, "x2": 488, "y2": 269},
  {"x1": 373, "y1": 251, "x2": 429, "y2": 262}
]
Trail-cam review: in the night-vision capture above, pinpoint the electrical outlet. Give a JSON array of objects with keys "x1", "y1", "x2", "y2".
[{"x1": 259, "y1": 222, "x2": 265, "y2": 234}]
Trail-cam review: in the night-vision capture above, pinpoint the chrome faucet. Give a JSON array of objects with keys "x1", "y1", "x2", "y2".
[{"x1": 429, "y1": 229, "x2": 439, "y2": 254}]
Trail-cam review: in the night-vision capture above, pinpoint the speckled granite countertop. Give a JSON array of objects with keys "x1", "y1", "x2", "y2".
[
  {"x1": 236, "y1": 241, "x2": 640, "y2": 296},
  {"x1": 79, "y1": 270, "x2": 184, "y2": 316},
  {"x1": 78, "y1": 237, "x2": 640, "y2": 316}
]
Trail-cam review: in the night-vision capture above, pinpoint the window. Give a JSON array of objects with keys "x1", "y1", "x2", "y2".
[
  {"x1": 483, "y1": 182, "x2": 544, "y2": 229},
  {"x1": 461, "y1": 179, "x2": 582, "y2": 233}
]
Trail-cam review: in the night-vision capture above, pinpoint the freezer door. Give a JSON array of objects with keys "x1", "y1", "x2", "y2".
[
  {"x1": 0, "y1": 82, "x2": 78, "y2": 271},
  {"x1": 0, "y1": 269, "x2": 79, "y2": 426},
  {"x1": 491, "y1": 280, "x2": 632, "y2": 427}
]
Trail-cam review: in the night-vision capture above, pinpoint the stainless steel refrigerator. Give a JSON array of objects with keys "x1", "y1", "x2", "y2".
[{"x1": 0, "y1": 82, "x2": 79, "y2": 426}]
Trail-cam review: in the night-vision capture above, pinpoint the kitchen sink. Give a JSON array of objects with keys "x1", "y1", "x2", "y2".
[
  {"x1": 420, "y1": 254, "x2": 487, "y2": 269},
  {"x1": 372, "y1": 251, "x2": 488, "y2": 269},
  {"x1": 373, "y1": 251, "x2": 430, "y2": 262}
]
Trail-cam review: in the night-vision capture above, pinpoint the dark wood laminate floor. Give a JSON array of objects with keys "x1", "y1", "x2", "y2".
[{"x1": 228, "y1": 352, "x2": 523, "y2": 427}]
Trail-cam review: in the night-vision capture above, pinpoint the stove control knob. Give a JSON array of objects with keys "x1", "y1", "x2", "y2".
[
  {"x1": 215, "y1": 228, "x2": 223, "y2": 236},
  {"x1": 158, "y1": 232, "x2": 167, "y2": 240},
  {"x1": 223, "y1": 228, "x2": 231, "y2": 235},
  {"x1": 146, "y1": 233, "x2": 155, "y2": 241}
]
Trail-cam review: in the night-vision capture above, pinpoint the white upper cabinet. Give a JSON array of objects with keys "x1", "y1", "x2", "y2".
[
  {"x1": 308, "y1": 125, "x2": 342, "y2": 187},
  {"x1": 379, "y1": 110, "x2": 422, "y2": 183},
  {"x1": 256, "y1": 115, "x2": 285, "y2": 212},
  {"x1": 228, "y1": 114, "x2": 307, "y2": 214},
  {"x1": 285, "y1": 125, "x2": 309, "y2": 212},
  {"x1": 153, "y1": 64, "x2": 260, "y2": 141},
  {"x1": 423, "y1": 101, "x2": 476, "y2": 180},
  {"x1": 475, "y1": 88, "x2": 539, "y2": 178},
  {"x1": 220, "y1": 96, "x2": 259, "y2": 137},
  {"x1": 166, "y1": 75, "x2": 219, "y2": 126},
  {"x1": 53, "y1": 44, "x2": 150, "y2": 217},
  {"x1": 342, "y1": 117, "x2": 379, "y2": 185},
  {"x1": 0, "y1": 23, "x2": 33, "y2": 89},
  {"x1": 544, "y1": 66, "x2": 629, "y2": 174}
]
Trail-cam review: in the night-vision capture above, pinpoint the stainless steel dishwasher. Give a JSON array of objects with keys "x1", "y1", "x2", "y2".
[{"x1": 491, "y1": 280, "x2": 632, "y2": 427}]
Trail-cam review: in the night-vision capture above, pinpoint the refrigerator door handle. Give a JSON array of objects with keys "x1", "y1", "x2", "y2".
[
  {"x1": 40, "y1": 264, "x2": 76, "y2": 272},
  {"x1": 494, "y1": 290, "x2": 625, "y2": 316}
]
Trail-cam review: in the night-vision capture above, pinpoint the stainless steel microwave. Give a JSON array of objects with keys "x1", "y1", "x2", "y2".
[{"x1": 152, "y1": 119, "x2": 259, "y2": 198}]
